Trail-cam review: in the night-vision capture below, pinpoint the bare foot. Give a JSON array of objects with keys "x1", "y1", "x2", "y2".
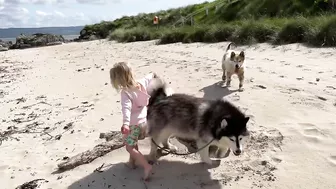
[
  {"x1": 143, "y1": 164, "x2": 152, "y2": 181},
  {"x1": 125, "y1": 158, "x2": 136, "y2": 169}
]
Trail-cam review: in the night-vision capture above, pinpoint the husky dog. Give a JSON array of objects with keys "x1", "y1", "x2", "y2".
[
  {"x1": 146, "y1": 79, "x2": 251, "y2": 165},
  {"x1": 221, "y1": 42, "x2": 246, "y2": 91}
]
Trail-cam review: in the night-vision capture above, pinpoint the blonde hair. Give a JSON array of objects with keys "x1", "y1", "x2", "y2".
[{"x1": 109, "y1": 62, "x2": 137, "y2": 91}]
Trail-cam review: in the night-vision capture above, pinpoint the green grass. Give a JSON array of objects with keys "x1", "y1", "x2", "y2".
[
  {"x1": 81, "y1": 0, "x2": 336, "y2": 47},
  {"x1": 109, "y1": 27, "x2": 161, "y2": 42}
]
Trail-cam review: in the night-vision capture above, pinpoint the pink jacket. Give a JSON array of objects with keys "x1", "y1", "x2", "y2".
[{"x1": 120, "y1": 73, "x2": 154, "y2": 126}]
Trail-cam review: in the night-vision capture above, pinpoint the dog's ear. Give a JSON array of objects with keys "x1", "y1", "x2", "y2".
[
  {"x1": 230, "y1": 52, "x2": 235, "y2": 61},
  {"x1": 239, "y1": 51, "x2": 245, "y2": 58},
  {"x1": 221, "y1": 119, "x2": 228, "y2": 128},
  {"x1": 244, "y1": 116, "x2": 250, "y2": 124}
]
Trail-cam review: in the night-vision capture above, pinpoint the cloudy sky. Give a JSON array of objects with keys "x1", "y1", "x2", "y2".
[{"x1": 0, "y1": 0, "x2": 209, "y2": 28}]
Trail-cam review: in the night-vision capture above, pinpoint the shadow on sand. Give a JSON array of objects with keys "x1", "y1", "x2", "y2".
[
  {"x1": 199, "y1": 81, "x2": 238, "y2": 100},
  {"x1": 66, "y1": 82, "x2": 237, "y2": 189},
  {"x1": 67, "y1": 160, "x2": 222, "y2": 189}
]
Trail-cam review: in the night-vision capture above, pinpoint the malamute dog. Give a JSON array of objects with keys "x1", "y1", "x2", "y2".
[
  {"x1": 146, "y1": 78, "x2": 251, "y2": 165},
  {"x1": 221, "y1": 42, "x2": 246, "y2": 91}
]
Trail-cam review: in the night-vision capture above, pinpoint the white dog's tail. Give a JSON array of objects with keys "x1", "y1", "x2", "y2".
[{"x1": 225, "y1": 42, "x2": 236, "y2": 52}]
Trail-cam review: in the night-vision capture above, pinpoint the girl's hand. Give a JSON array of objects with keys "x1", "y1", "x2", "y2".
[{"x1": 121, "y1": 124, "x2": 130, "y2": 135}]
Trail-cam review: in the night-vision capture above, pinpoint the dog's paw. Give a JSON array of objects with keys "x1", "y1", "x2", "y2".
[
  {"x1": 168, "y1": 145, "x2": 178, "y2": 153},
  {"x1": 238, "y1": 87, "x2": 244, "y2": 92},
  {"x1": 202, "y1": 159, "x2": 213, "y2": 165},
  {"x1": 201, "y1": 157, "x2": 215, "y2": 165},
  {"x1": 203, "y1": 159, "x2": 221, "y2": 168},
  {"x1": 211, "y1": 159, "x2": 221, "y2": 167}
]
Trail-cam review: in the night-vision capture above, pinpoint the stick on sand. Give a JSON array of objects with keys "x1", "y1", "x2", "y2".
[{"x1": 57, "y1": 131, "x2": 125, "y2": 171}]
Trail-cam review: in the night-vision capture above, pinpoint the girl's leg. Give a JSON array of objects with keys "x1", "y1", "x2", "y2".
[
  {"x1": 126, "y1": 155, "x2": 136, "y2": 169},
  {"x1": 126, "y1": 144, "x2": 139, "y2": 169},
  {"x1": 126, "y1": 144, "x2": 152, "y2": 180}
]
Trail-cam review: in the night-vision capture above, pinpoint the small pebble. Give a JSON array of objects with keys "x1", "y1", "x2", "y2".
[{"x1": 55, "y1": 135, "x2": 62, "y2": 140}]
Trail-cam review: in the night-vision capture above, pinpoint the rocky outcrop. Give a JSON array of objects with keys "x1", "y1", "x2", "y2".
[
  {"x1": 0, "y1": 39, "x2": 12, "y2": 51},
  {"x1": 74, "y1": 29, "x2": 99, "y2": 42},
  {"x1": 10, "y1": 33, "x2": 65, "y2": 49}
]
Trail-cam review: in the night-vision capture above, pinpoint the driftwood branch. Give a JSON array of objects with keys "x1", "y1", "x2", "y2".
[
  {"x1": 57, "y1": 131, "x2": 124, "y2": 171},
  {"x1": 16, "y1": 179, "x2": 49, "y2": 189},
  {"x1": 56, "y1": 131, "x2": 227, "y2": 172}
]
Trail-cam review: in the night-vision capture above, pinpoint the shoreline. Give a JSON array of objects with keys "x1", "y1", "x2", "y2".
[
  {"x1": 2, "y1": 37, "x2": 336, "y2": 53},
  {"x1": 0, "y1": 34, "x2": 82, "y2": 51},
  {"x1": 0, "y1": 35, "x2": 336, "y2": 52}
]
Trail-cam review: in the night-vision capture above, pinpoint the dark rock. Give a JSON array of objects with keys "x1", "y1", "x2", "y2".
[
  {"x1": 0, "y1": 39, "x2": 11, "y2": 51},
  {"x1": 10, "y1": 33, "x2": 65, "y2": 49},
  {"x1": 75, "y1": 28, "x2": 101, "y2": 42}
]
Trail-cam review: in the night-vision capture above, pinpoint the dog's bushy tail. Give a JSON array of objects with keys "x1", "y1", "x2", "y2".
[
  {"x1": 225, "y1": 42, "x2": 236, "y2": 52},
  {"x1": 147, "y1": 77, "x2": 173, "y2": 107}
]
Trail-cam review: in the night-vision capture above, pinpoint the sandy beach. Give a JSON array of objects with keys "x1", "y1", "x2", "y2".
[{"x1": 0, "y1": 40, "x2": 336, "y2": 189}]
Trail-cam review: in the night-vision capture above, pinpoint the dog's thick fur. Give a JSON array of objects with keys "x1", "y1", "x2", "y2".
[
  {"x1": 146, "y1": 79, "x2": 251, "y2": 165},
  {"x1": 221, "y1": 42, "x2": 246, "y2": 91}
]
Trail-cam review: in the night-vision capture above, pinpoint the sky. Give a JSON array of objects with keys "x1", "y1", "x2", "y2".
[{"x1": 0, "y1": 0, "x2": 210, "y2": 28}]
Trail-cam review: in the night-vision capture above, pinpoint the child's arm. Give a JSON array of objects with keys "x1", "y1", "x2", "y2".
[{"x1": 121, "y1": 91, "x2": 132, "y2": 128}]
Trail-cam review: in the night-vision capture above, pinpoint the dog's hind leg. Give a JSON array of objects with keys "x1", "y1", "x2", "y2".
[
  {"x1": 148, "y1": 134, "x2": 160, "y2": 163},
  {"x1": 161, "y1": 130, "x2": 178, "y2": 152},
  {"x1": 162, "y1": 138, "x2": 178, "y2": 152},
  {"x1": 148, "y1": 130, "x2": 176, "y2": 162}
]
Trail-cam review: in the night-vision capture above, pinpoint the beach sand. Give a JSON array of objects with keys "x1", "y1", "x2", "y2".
[{"x1": 0, "y1": 40, "x2": 336, "y2": 189}]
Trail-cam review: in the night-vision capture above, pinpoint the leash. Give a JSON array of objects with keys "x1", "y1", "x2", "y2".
[{"x1": 151, "y1": 138, "x2": 215, "y2": 156}]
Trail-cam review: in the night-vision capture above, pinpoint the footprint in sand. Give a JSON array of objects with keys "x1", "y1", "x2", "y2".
[
  {"x1": 271, "y1": 157, "x2": 282, "y2": 163},
  {"x1": 279, "y1": 87, "x2": 300, "y2": 94},
  {"x1": 327, "y1": 155, "x2": 336, "y2": 167},
  {"x1": 299, "y1": 123, "x2": 325, "y2": 143}
]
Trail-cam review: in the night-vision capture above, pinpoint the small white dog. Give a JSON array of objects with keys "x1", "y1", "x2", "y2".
[{"x1": 221, "y1": 42, "x2": 246, "y2": 91}]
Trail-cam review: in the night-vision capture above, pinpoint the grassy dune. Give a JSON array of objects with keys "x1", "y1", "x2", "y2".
[{"x1": 82, "y1": 0, "x2": 336, "y2": 47}]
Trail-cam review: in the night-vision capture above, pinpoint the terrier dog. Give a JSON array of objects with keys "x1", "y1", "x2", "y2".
[{"x1": 221, "y1": 42, "x2": 246, "y2": 91}]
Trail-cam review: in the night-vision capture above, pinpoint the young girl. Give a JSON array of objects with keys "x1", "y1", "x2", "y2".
[{"x1": 109, "y1": 61, "x2": 157, "y2": 181}]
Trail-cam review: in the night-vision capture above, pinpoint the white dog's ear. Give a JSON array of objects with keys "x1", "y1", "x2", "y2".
[
  {"x1": 239, "y1": 51, "x2": 245, "y2": 58},
  {"x1": 221, "y1": 119, "x2": 228, "y2": 128},
  {"x1": 230, "y1": 52, "x2": 235, "y2": 60}
]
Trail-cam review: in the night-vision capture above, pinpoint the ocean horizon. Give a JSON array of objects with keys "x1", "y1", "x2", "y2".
[
  {"x1": 0, "y1": 26, "x2": 83, "y2": 43},
  {"x1": 0, "y1": 34, "x2": 80, "y2": 43}
]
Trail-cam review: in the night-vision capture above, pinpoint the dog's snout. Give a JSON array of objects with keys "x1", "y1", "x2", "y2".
[
  {"x1": 235, "y1": 64, "x2": 239, "y2": 69},
  {"x1": 235, "y1": 149, "x2": 241, "y2": 155}
]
